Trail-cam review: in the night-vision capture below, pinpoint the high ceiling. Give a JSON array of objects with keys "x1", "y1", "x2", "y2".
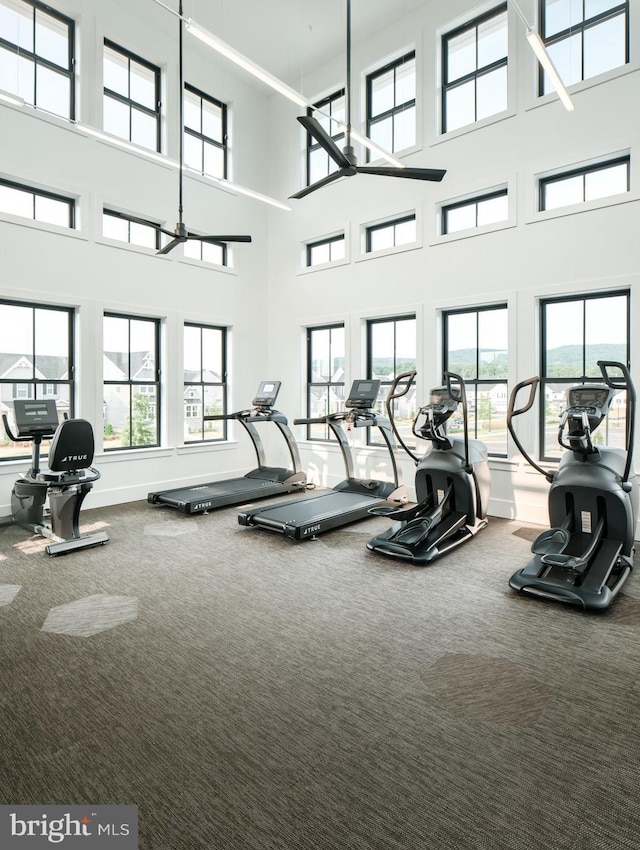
[{"x1": 183, "y1": 0, "x2": 426, "y2": 85}]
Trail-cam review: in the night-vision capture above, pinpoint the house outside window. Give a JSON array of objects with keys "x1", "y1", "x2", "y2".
[
  {"x1": 306, "y1": 324, "x2": 345, "y2": 441},
  {"x1": 103, "y1": 313, "x2": 160, "y2": 450},
  {"x1": 0, "y1": 0, "x2": 75, "y2": 118},
  {"x1": 539, "y1": 0, "x2": 628, "y2": 95},
  {"x1": 0, "y1": 178, "x2": 74, "y2": 228},
  {"x1": 540, "y1": 290, "x2": 629, "y2": 459},
  {"x1": 306, "y1": 89, "x2": 345, "y2": 185},
  {"x1": 183, "y1": 322, "x2": 227, "y2": 443},
  {"x1": 539, "y1": 156, "x2": 630, "y2": 211},
  {"x1": 443, "y1": 304, "x2": 508, "y2": 457},
  {"x1": 0, "y1": 299, "x2": 73, "y2": 460},
  {"x1": 184, "y1": 83, "x2": 227, "y2": 179},
  {"x1": 366, "y1": 51, "x2": 416, "y2": 156},
  {"x1": 103, "y1": 40, "x2": 160, "y2": 152},
  {"x1": 442, "y1": 4, "x2": 508, "y2": 133}
]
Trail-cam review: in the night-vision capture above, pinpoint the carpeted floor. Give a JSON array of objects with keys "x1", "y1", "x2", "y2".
[{"x1": 1, "y1": 497, "x2": 640, "y2": 849}]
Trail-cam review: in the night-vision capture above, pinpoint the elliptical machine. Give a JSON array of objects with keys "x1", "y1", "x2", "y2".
[
  {"x1": 2, "y1": 399, "x2": 109, "y2": 556},
  {"x1": 366, "y1": 371, "x2": 490, "y2": 564},
  {"x1": 507, "y1": 360, "x2": 637, "y2": 610}
]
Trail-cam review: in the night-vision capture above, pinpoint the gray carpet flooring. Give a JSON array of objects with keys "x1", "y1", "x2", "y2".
[{"x1": 1, "y1": 496, "x2": 640, "y2": 849}]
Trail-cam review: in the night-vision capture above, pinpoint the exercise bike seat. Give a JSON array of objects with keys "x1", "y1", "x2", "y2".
[{"x1": 531, "y1": 527, "x2": 570, "y2": 556}]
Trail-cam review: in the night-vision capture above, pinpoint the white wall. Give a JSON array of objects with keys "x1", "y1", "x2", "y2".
[{"x1": 0, "y1": 0, "x2": 639, "y2": 531}]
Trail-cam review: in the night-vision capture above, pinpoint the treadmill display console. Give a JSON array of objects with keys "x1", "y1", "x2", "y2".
[
  {"x1": 253, "y1": 380, "x2": 281, "y2": 408},
  {"x1": 345, "y1": 379, "x2": 381, "y2": 410}
]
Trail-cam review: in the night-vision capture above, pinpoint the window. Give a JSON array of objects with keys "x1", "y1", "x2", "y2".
[
  {"x1": 540, "y1": 290, "x2": 629, "y2": 459},
  {"x1": 306, "y1": 324, "x2": 345, "y2": 441},
  {"x1": 103, "y1": 209, "x2": 163, "y2": 250},
  {"x1": 443, "y1": 305, "x2": 508, "y2": 457},
  {"x1": 366, "y1": 52, "x2": 416, "y2": 156},
  {"x1": 306, "y1": 89, "x2": 345, "y2": 185},
  {"x1": 0, "y1": 178, "x2": 74, "y2": 227},
  {"x1": 183, "y1": 323, "x2": 227, "y2": 443},
  {"x1": 184, "y1": 84, "x2": 227, "y2": 179},
  {"x1": 0, "y1": 0, "x2": 74, "y2": 118},
  {"x1": 366, "y1": 214, "x2": 416, "y2": 253},
  {"x1": 539, "y1": 0, "x2": 628, "y2": 95},
  {"x1": 442, "y1": 189, "x2": 508, "y2": 234},
  {"x1": 183, "y1": 238, "x2": 227, "y2": 267},
  {"x1": 103, "y1": 313, "x2": 160, "y2": 450},
  {"x1": 103, "y1": 40, "x2": 160, "y2": 152},
  {"x1": 306, "y1": 234, "x2": 345, "y2": 267},
  {"x1": 442, "y1": 5, "x2": 508, "y2": 133},
  {"x1": 0, "y1": 300, "x2": 74, "y2": 460},
  {"x1": 539, "y1": 156, "x2": 630, "y2": 211},
  {"x1": 367, "y1": 315, "x2": 417, "y2": 447}
]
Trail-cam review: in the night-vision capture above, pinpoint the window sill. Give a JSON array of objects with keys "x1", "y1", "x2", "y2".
[
  {"x1": 176, "y1": 440, "x2": 238, "y2": 455},
  {"x1": 297, "y1": 257, "x2": 350, "y2": 276},
  {"x1": 430, "y1": 107, "x2": 516, "y2": 147},
  {"x1": 96, "y1": 446, "x2": 173, "y2": 462},
  {"x1": 0, "y1": 211, "x2": 87, "y2": 241},
  {"x1": 177, "y1": 256, "x2": 237, "y2": 275},
  {"x1": 525, "y1": 192, "x2": 639, "y2": 226},
  {"x1": 355, "y1": 241, "x2": 422, "y2": 263},
  {"x1": 429, "y1": 220, "x2": 516, "y2": 246},
  {"x1": 523, "y1": 62, "x2": 640, "y2": 114}
]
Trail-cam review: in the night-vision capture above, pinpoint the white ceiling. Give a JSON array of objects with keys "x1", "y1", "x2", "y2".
[{"x1": 183, "y1": 0, "x2": 427, "y2": 84}]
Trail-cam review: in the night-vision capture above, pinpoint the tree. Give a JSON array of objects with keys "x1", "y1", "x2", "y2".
[{"x1": 124, "y1": 393, "x2": 155, "y2": 446}]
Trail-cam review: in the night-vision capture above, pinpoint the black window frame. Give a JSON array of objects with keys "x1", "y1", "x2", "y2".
[
  {"x1": 0, "y1": 298, "x2": 75, "y2": 461},
  {"x1": 539, "y1": 0, "x2": 629, "y2": 95},
  {"x1": 183, "y1": 238, "x2": 228, "y2": 267},
  {"x1": 306, "y1": 234, "x2": 345, "y2": 267},
  {"x1": 366, "y1": 51, "x2": 416, "y2": 160},
  {"x1": 102, "y1": 208, "x2": 163, "y2": 250},
  {"x1": 183, "y1": 321, "x2": 228, "y2": 444},
  {"x1": 306, "y1": 323, "x2": 346, "y2": 442},
  {"x1": 539, "y1": 155, "x2": 630, "y2": 211},
  {"x1": 539, "y1": 289, "x2": 630, "y2": 461},
  {"x1": 103, "y1": 39, "x2": 161, "y2": 152},
  {"x1": 442, "y1": 303, "x2": 509, "y2": 459},
  {"x1": 366, "y1": 214, "x2": 416, "y2": 253},
  {"x1": 442, "y1": 188, "x2": 508, "y2": 234},
  {"x1": 183, "y1": 82, "x2": 228, "y2": 179},
  {"x1": 442, "y1": 3, "x2": 508, "y2": 134},
  {"x1": 103, "y1": 311, "x2": 161, "y2": 451},
  {"x1": 0, "y1": 0, "x2": 75, "y2": 118},
  {"x1": 366, "y1": 314, "x2": 417, "y2": 448},
  {"x1": 0, "y1": 177, "x2": 75, "y2": 227},
  {"x1": 305, "y1": 88, "x2": 346, "y2": 186}
]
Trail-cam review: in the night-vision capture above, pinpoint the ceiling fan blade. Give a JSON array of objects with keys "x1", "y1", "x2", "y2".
[
  {"x1": 289, "y1": 168, "x2": 353, "y2": 200},
  {"x1": 297, "y1": 115, "x2": 352, "y2": 170},
  {"x1": 157, "y1": 237, "x2": 185, "y2": 255},
  {"x1": 356, "y1": 166, "x2": 447, "y2": 182},
  {"x1": 187, "y1": 234, "x2": 253, "y2": 243}
]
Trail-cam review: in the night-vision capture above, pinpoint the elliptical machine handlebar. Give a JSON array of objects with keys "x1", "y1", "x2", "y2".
[
  {"x1": 598, "y1": 360, "x2": 636, "y2": 488},
  {"x1": 444, "y1": 372, "x2": 472, "y2": 474},
  {"x1": 507, "y1": 377, "x2": 554, "y2": 483},
  {"x1": 384, "y1": 371, "x2": 421, "y2": 464}
]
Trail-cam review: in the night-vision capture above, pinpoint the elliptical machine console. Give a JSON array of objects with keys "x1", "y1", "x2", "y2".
[
  {"x1": 2, "y1": 400, "x2": 108, "y2": 556},
  {"x1": 366, "y1": 371, "x2": 490, "y2": 564},
  {"x1": 507, "y1": 360, "x2": 637, "y2": 610}
]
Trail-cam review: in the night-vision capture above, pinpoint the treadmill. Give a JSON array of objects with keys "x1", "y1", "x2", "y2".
[
  {"x1": 148, "y1": 381, "x2": 306, "y2": 515},
  {"x1": 238, "y1": 379, "x2": 407, "y2": 540}
]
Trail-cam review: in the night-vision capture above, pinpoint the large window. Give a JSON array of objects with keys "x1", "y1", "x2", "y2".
[
  {"x1": 184, "y1": 84, "x2": 227, "y2": 179},
  {"x1": 442, "y1": 5, "x2": 508, "y2": 133},
  {"x1": 540, "y1": 291, "x2": 629, "y2": 459},
  {"x1": 0, "y1": 178, "x2": 74, "y2": 227},
  {"x1": 306, "y1": 234, "x2": 345, "y2": 267},
  {"x1": 366, "y1": 51, "x2": 416, "y2": 156},
  {"x1": 0, "y1": 300, "x2": 73, "y2": 460},
  {"x1": 103, "y1": 209, "x2": 163, "y2": 250},
  {"x1": 0, "y1": 0, "x2": 74, "y2": 118},
  {"x1": 306, "y1": 324, "x2": 345, "y2": 441},
  {"x1": 103, "y1": 313, "x2": 160, "y2": 450},
  {"x1": 539, "y1": 0, "x2": 628, "y2": 95},
  {"x1": 103, "y1": 40, "x2": 160, "y2": 152},
  {"x1": 442, "y1": 189, "x2": 508, "y2": 234},
  {"x1": 539, "y1": 156, "x2": 630, "y2": 211},
  {"x1": 183, "y1": 323, "x2": 227, "y2": 443},
  {"x1": 366, "y1": 214, "x2": 416, "y2": 253},
  {"x1": 443, "y1": 305, "x2": 508, "y2": 457},
  {"x1": 367, "y1": 315, "x2": 417, "y2": 446},
  {"x1": 306, "y1": 89, "x2": 345, "y2": 185}
]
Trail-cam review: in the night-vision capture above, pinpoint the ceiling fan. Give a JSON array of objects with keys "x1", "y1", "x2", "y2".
[
  {"x1": 290, "y1": 0, "x2": 446, "y2": 200},
  {"x1": 154, "y1": 0, "x2": 252, "y2": 255}
]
